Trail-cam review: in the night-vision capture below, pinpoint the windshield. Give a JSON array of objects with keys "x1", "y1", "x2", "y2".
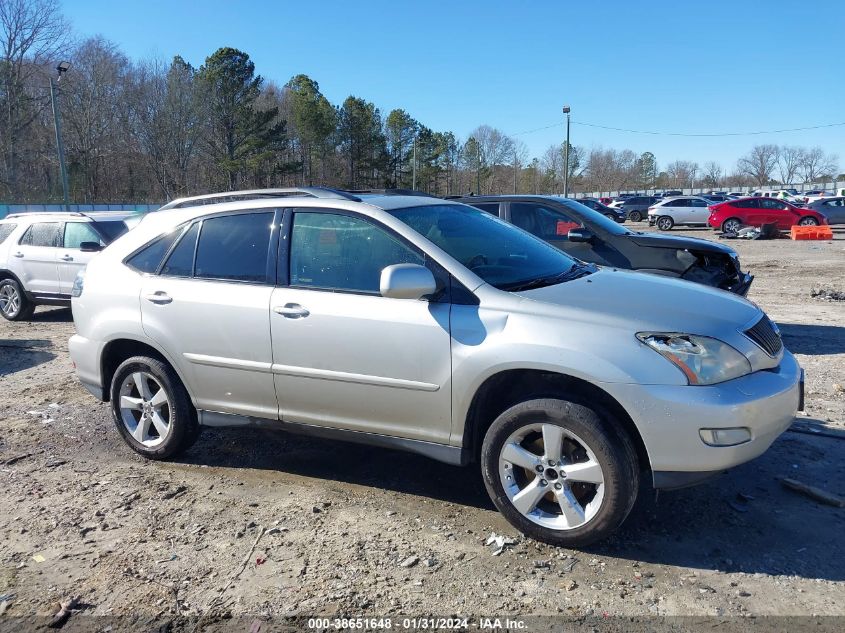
[
  {"x1": 553, "y1": 198, "x2": 632, "y2": 236},
  {"x1": 389, "y1": 204, "x2": 590, "y2": 291}
]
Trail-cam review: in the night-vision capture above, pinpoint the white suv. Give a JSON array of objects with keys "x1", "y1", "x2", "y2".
[
  {"x1": 647, "y1": 196, "x2": 713, "y2": 230},
  {"x1": 0, "y1": 212, "x2": 129, "y2": 320},
  {"x1": 69, "y1": 188, "x2": 802, "y2": 546}
]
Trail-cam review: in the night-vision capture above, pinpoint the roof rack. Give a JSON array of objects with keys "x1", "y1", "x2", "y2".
[
  {"x1": 4, "y1": 211, "x2": 87, "y2": 219},
  {"x1": 344, "y1": 188, "x2": 435, "y2": 198},
  {"x1": 158, "y1": 187, "x2": 361, "y2": 210}
]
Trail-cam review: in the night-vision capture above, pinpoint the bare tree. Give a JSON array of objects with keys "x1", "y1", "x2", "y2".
[
  {"x1": 737, "y1": 144, "x2": 778, "y2": 186},
  {"x1": 799, "y1": 147, "x2": 838, "y2": 183},
  {"x1": 702, "y1": 161, "x2": 722, "y2": 189},
  {"x1": 665, "y1": 160, "x2": 699, "y2": 189},
  {"x1": 0, "y1": 0, "x2": 69, "y2": 197},
  {"x1": 777, "y1": 146, "x2": 804, "y2": 185}
]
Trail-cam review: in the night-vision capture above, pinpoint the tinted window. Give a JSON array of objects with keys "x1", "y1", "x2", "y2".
[
  {"x1": 20, "y1": 222, "x2": 61, "y2": 247},
  {"x1": 469, "y1": 203, "x2": 500, "y2": 216},
  {"x1": 290, "y1": 212, "x2": 423, "y2": 293},
  {"x1": 555, "y1": 199, "x2": 631, "y2": 235},
  {"x1": 691, "y1": 198, "x2": 708, "y2": 207},
  {"x1": 510, "y1": 203, "x2": 582, "y2": 239},
  {"x1": 389, "y1": 204, "x2": 584, "y2": 291},
  {"x1": 93, "y1": 220, "x2": 128, "y2": 242},
  {"x1": 126, "y1": 229, "x2": 182, "y2": 273},
  {"x1": 734, "y1": 199, "x2": 758, "y2": 209},
  {"x1": 667, "y1": 199, "x2": 688, "y2": 207},
  {"x1": 64, "y1": 222, "x2": 104, "y2": 249},
  {"x1": 0, "y1": 223, "x2": 16, "y2": 244},
  {"x1": 194, "y1": 212, "x2": 274, "y2": 283},
  {"x1": 160, "y1": 223, "x2": 199, "y2": 277}
]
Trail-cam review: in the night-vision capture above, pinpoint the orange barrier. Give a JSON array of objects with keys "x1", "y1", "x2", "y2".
[{"x1": 790, "y1": 225, "x2": 833, "y2": 240}]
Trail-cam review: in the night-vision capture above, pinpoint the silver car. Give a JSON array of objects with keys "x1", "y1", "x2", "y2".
[
  {"x1": 69, "y1": 188, "x2": 803, "y2": 546},
  {"x1": 807, "y1": 197, "x2": 845, "y2": 224}
]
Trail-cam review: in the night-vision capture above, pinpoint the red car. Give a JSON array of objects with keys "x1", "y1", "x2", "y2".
[{"x1": 708, "y1": 197, "x2": 828, "y2": 233}]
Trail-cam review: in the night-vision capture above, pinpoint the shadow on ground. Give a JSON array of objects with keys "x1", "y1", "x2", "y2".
[
  {"x1": 30, "y1": 307, "x2": 72, "y2": 322},
  {"x1": 179, "y1": 423, "x2": 845, "y2": 582},
  {"x1": 778, "y1": 322, "x2": 845, "y2": 355},
  {"x1": 0, "y1": 339, "x2": 55, "y2": 375}
]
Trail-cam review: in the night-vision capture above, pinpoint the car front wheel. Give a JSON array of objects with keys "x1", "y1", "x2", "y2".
[
  {"x1": 110, "y1": 356, "x2": 200, "y2": 460},
  {"x1": 0, "y1": 278, "x2": 35, "y2": 321},
  {"x1": 481, "y1": 398, "x2": 639, "y2": 547},
  {"x1": 656, "y1": 216, "x2": 674, "y2": 231}
]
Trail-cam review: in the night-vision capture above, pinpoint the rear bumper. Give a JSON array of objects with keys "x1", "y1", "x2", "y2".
[
  {"x1": 602, "y1": 351, "x2": 802, "y2": 481},
  {"x1": 69, "y1": 334, "x2": 106, "y2": 401}
]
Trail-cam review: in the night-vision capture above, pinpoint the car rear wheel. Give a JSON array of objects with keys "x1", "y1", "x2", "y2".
[
  {"x1": 798, "y1": 216, "x2": 818, "y2": 226},
  {"x1": 0, "y1": 279, "x2": 35, "y2": 321},
  {"x1": 110, "y1": 356, "x2": 201, "y2": 460},
  {"x1": 721, "y1": 217, "x2": 742, "y2": 233},
  {"x1": 656, "y1": 216, "x2": 674, "y2": 231},
  {"x1": 480, "y1": 398, "x2": 639, "y2": 547},
  {"x1": 604, "y1": 213, "x2": 616, "y2": 221},
  {"x1": 629, "y1": 211, "x2": 643, "y2": 222}
]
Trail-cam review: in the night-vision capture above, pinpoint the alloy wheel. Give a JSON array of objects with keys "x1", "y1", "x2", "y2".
[
  {"x1": 118, "y1": 371, "x2": 172, "y2": 447},
  {"x1": 656, "y1": 216, "x2": 673, "y2": 230},
  {"x1": 723, "y1": 218, "x2": 741, "y2": 233},
  {"x1": 0, "y1": 284, "x2": 21, "y2": 318},
  {"x1": 498, "y1": 423, "x2": 605, "y2": 530},
  {"x1": 798, "y1": 217, "x2": 818, "y2": 226}
]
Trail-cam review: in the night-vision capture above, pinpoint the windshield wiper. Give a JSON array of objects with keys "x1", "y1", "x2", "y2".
[{"x1": 503, "y1": 262, "x2": 594, "y2": 292}]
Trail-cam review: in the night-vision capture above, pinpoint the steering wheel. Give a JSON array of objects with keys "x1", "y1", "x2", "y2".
[{"x1": 467, "y1": 254, "x2": 489, "y2": 270}]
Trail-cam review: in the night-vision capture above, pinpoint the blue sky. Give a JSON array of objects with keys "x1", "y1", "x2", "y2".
[{"x1": 62, "y1": 0, "x2": 844, "y2": 173}]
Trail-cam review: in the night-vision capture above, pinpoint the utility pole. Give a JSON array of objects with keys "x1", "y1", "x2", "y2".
[
  {"x1": 50, "y1": 61, "x2": 71, "y2": 210},
  {"x1": 412, "y1": 136, "x2": 417, "y2": 190},
  {"x1": 513, "y1": 148, "x2": 517, "y2": 193},
  {"x1": 562, "y1": 105, "x2": 571, "y2": 198},
  {"x1": 476, "y1": 143, "x2": 481, "y2": 195}
]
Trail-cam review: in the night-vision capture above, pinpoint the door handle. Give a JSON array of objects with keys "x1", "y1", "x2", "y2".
[
  {"x1": 273, "y1": 303, "x2": 309, "y2": 319},
  {"x1": 61, "y1": 255, "x2": 74, "y2": 261},
  {"x1": 13, "y1": 252, "x2": 23, "y2": 258},
  {"x1": 143, "y1": 291, "x2": 173, "y2": 305}
]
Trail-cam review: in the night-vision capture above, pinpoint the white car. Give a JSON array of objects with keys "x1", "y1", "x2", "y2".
[
  {"x1": 647, "y1": 196, "x2": 712, "y2": 230},
  {"x1": 804, "y1": 189, "x2": 845, "y2": 205},
  {"x1": 752, "y1": 190, "x2": 805, "y2": 205},
  {"x1": 0, "y1": 211, "x2": 130, "y2": 320}
]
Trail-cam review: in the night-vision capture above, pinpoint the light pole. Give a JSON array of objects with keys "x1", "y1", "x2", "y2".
[
  {"x1": 562, "y1": 105, "x2": 571, "y2": 198},
  {"x1": 412, "y1": 135, "x2": 417, "y2": 190},
  {"x1": 49, "y1": 61, "x2": 71, "y2": 210}
]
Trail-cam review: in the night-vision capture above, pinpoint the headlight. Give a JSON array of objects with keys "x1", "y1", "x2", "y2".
[{"x1": 636, "y1": 333, "x2": 751, "y2": 385}]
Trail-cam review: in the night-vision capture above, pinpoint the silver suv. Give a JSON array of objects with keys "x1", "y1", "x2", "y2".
[
  {"x1": 0, "y1": 212, "x2": 129, "y2": 320},
  {"x1": 69, "y1": 188, "x2": 803, "y2": 546}
]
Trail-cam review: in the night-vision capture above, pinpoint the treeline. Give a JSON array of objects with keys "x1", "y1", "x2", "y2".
[{"x1": 1, "y1": 1, "x2": 840, "y2": 204}]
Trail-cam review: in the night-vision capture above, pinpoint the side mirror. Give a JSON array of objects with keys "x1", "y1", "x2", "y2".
[
  {"x1": 79, "y1": 241, "x2": 103, "y2": 252},
  {"x1": 567, "y1": 228, "x2": 595, "y2": 243},
  {"x1": 380, "y1": 264, "x2": 437, "y2": 300}
]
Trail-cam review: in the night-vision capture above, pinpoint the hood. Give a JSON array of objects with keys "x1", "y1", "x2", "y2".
[
  {"x1": 627, "y1": 231, "x2": 735, "y2": 256},
  {"x1": 516, "y1": 267, "x2": 758, "y2": 337}
]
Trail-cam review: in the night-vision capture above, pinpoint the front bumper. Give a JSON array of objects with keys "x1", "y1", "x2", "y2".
[{"x1": 601, "y1": 350, "x2": 802, "y2": 486}]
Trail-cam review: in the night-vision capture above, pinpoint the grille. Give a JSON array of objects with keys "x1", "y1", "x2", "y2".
[{"x1": 744, "y1": 315, "x2": 782, "y2": 356}]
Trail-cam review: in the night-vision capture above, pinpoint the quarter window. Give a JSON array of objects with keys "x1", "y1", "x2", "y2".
[
  {"x1": 160, "y1": 223, "x2": 199, "y2": 277},
  {"x1": 194, "y1": 212, "x2": 274, "y2": 283},
  {"x1": 64, "y1": 222, "x2": 104, "y2": 249},
  {"x1": 19, "y1": 222, "x2": 62, "y2": 247},
  {"x1": 290, "y1": 212, "x2": 424, "y2": 293},
  {"x1": 126, "y1": 229, "x2": 182, "y2": 274}
]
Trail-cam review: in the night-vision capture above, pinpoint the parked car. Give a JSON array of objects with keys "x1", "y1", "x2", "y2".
[
  {"x1": 751, "y1": 190, "x2": 805, "y2": 205},
  {"x1": 804, "y1": 189, "x2": 845, "y2": 204},
  {"x1": 69, "y1": 187, "x2": 800, "y2": 546},
  {"x1": 647, "y1": 196, "x2": 712, "y2": 230},
  {"x1": 618, "y1": 196, "x2": 659, "y2": 221},
  {"x1": 727, "y1": 192, "x2": 746, "y2": 198},
  {"x1": 807, "y1": 197, "x2": 845, "y2": 224},
  {"x1": 0, "y1": 211, "x2": 130, "y2": 321},
  {"x1": 455, "y1": 195, "x2": 752, "y2": 295},
  {"x1": 577, "y1": 197, "x2": 626, "y2": 222},
  {"x1": 699, "y1": 194, "x2": 732, "y2": 204},
  {"x1": 708, "y1": 197, "x2": 828, "y2": 233}
]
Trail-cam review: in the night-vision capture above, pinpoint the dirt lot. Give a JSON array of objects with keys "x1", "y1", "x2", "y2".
[{"x1": 1, "y1": 226, "x2": 844, "y2": 629}]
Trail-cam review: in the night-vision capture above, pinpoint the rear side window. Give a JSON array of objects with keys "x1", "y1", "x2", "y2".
[
  {"x1": 19, "y1": 222, "x2": 62, "y2": 247},
  {"x1": 64, "y1": 222, "x2": 104, "y2": 249},
  {"x1": 0, "y1": 223, "x2": 16, "y2": 244},
  {"x1": 160, "y1": 223, "x2": 199, "y2": 277},
  {"x1": 194, "y1": 213, "x2": 274, "y2": 283},
  {"x1": 126, "y1": 230, "x2": 182, "y2": 273}
]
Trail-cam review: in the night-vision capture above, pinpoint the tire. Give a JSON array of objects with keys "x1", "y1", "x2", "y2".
[
  {"x1": 604, "y1": 214, "x2": 616, "y2": 221},
  {"x1": 0, "y1": 278, "x2": 35, "y2": 321},
  {"x1": 480, "y1": 398, "x2": 639, "y2": 547},
  {"x1": 656, "y1": 216, "x2": 674, "y2": 231},
  {"x1": 798, "y1": 216, "x2": 818, "y2": 226},
  {"x1": 110, "y1": 355, "x2": 200, "y2": 460},
  {"x1": 721, "y1": 217, "x2": 742, "y2": 234},
  {"x1": 629, "y1": 211, "x2": 643, "y2": 222}
]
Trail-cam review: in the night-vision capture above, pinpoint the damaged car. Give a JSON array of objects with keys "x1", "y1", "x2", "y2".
[{"x1": 455, "y1": 195, "x2": 753, "y2": 296}]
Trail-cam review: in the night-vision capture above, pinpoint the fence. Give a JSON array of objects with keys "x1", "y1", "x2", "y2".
[{"x1": 572, "y1": 181, "x2": 843, "y2": 199}]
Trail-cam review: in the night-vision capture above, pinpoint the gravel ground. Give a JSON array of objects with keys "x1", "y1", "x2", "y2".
[{"x1": 0, "y1": 225, "x2": 843, "y2": 629}]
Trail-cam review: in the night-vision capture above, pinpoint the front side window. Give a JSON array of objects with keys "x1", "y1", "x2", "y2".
[
  {"x1": 290, "y1": 212, "x2": 424, "y2": 293},
  {"x1": 389, "y1": 204, "x2": 586, "y2": 291},
  {"x1": 0, "y1": 223, "x2": 17, "y2": 245},
  {"x1": 194, "y1": 212, "x2": 274, "y2": 283},
  {"x1": 64, "y1": 222, "x2": 104, "y2": 249},
  {"x1": 19, "y1": 222, "x2": 61, "y2": 247},
  {"x1": 510, "y1": 203, "x2": 582, "y2": 240}
]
